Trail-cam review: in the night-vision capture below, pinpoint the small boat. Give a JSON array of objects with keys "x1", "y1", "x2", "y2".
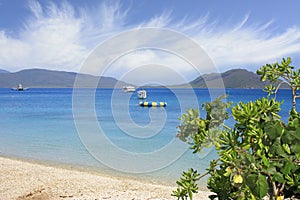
[
  {"x1": 123, "y1": 85, "x2": 135, "y2": 92},
  {"x1": 17, "y1": 84, "x2": 23, "y2": 91},
  {"x1": 137, "y1": 90, "x2": 147, "y2": 99},
  {"x1": 139, "y1": 101, "x2": 167, "y2": 107},
  {"x1": 12, "y1": 84, "x2": 28, "y2": 91}
]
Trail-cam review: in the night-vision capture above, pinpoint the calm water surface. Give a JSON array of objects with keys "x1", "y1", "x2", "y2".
[{"x1": 0, "y1": 88, "x2": 295, "y2": 184}]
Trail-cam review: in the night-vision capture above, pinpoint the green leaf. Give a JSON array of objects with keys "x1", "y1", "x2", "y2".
[
  {"x1": 281, "y1": 160, "x2": 293, "y2": 175},
  {"x1": 256, "y1": 69, "x2": 264, "y2": 75},
  {"x1": 264, "y1": 123, "x2": 278, "y2": 140},
  {"x1": 257, "y1": 175, "x2": 268, "y2": 198},
  {"x1": 274, "y1": 172, "x2": 285, "y2": 183},
  {"x1": 291, "y1": 144, "x2": 300, "y2": 153},
  {"x1": 265, "y1": 166, "x2": 277, "y2": 175},
  {"x1": 261, "y1": 156, "x2": 270, "y2": 168},
  {"x1": 246, "y1": 174, "x2": 257, "y2": 186},
  {"x1": 272, "y1": 137, "x2": 284, "y2": 155},
  {"x1": 290, "y1": 130, "x2": 300, "y2": 140},
  {"x1": 247, "y1": 174, "x2": 268, "y2": 199},
  {"x1": 282, "y1": 143, "x2": 291, "y2": 154}
]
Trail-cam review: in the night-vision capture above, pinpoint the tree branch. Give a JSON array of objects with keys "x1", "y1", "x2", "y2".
[
  {"x1": 196, "y1": 171, "x2": 210, "y2": 181},
  {"x1": 222, "y1": 124, "x2": 232, "y2": 131},
  {"x1": 264, "y1": 172, "x2": 279, "y2": 197},
  {"x1": 279, "y1": 182, "x2": 286, "y2": 194},
  {"x1": 274, "y1": 81, "x2": 289, "y2": 99},
  {"x1": 272, "y1": 181, "x2": 278, "y2": 197}
]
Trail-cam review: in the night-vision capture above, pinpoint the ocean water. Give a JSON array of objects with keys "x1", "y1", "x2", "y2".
[{"x1": 0, "y1": 88, "x2": 295, "y2": 185}]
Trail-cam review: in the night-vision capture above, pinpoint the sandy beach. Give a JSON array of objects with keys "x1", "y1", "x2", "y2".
[{"x1": 0, "y1": 156, "x2": 212, "y2": 200}]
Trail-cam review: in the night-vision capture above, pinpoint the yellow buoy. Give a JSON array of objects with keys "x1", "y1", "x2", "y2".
[{"x1": 139, "y1": 101, "x2": 167, "y2": 107}]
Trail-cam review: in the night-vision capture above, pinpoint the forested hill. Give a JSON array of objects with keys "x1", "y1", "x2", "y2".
[{"x1": 189, "y1": 69, "x2": 269, "y2": 88}]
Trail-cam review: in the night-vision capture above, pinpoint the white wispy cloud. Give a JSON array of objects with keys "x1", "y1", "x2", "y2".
[
  {"x1": 0, "y1": 1, "x2": 300, "y2": 84},
  {"x1": 195, "y1": 19, "x2": 300, "y2": 70},
  {"x1": 0, "y1": 1, "x2": 126, "y2": 72}
]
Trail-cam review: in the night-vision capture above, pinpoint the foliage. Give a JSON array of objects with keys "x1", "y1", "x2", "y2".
[
  {"x1": 171, "y1": 168, "x2": 200, "y2": 200},
  {"x1": 173, "y1": 58, "x2": 300, "y2": 200},
  {"x1": 176, "y1": 95, "x2": 231, "y2": 154},
  {"x1": 257, "y1": 57, "x2": 300, "y2": 109}
]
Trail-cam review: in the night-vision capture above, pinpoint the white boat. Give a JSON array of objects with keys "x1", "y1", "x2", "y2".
[
  {"x1": 12, "y1": 84, "x2": 28, "y2": 91},
  {"x1": 123, "y1": 86, "x2": 135, "y2": 92},
  {"x1": 17, "y1": 84, "x2": 23, "y2": 91},
  {"x1": 137, "y1": 90, "x2": 147, "y2": 99}
]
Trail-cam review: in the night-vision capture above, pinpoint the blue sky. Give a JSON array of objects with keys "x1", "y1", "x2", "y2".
[{"x1": 1, "y1": 0, "x2": 300, "y2": 83}]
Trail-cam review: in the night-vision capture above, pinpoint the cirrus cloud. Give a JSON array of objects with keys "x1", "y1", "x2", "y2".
[{"x1": 0, "y1": 1, "x2": 300, "y2": 84}]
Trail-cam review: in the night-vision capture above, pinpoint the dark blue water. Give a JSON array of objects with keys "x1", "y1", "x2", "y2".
[{"x1": 0, "y1": 88, "x2": 295, "y2": 184}]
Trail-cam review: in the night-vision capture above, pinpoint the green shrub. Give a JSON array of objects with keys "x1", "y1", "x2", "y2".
[{"x1": 173, "y1": 58, "x2": 300, "y2": 199}]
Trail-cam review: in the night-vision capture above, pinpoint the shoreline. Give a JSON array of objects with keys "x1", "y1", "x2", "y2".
[
  {"x1": 0, "y1": 154, "x2": 173, "y2": 185},
  {"x1": 0, "y1": 154, "x2": 194, "y2": 187},
  {"x1": 0, "y1": 156, "x2": 212, "y2": 199}
]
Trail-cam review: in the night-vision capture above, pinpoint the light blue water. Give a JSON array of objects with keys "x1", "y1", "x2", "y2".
[{"x1": 0, "y1": 88, "x2": 295, "y2": 185}]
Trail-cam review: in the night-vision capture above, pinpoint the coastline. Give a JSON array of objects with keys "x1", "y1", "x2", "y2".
[{"x1": 0, "y1": 156, "x2": 212, "y2": 199}]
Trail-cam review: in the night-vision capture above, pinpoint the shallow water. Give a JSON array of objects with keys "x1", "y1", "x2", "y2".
[{"x1": 0, "y1": 88, "x2": 294, "y2": 185}]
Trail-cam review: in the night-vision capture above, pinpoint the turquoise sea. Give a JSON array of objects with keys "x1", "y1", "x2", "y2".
[{"x1": 0, "y1": 88, "x2": 295, "y2": 185}]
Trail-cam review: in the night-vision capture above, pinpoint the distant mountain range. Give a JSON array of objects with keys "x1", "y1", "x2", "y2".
[
  {"x1": 0, "y1": 69, "x2": 10, "y2": 73},
  {"x1": 0, "y1": 68, "x2": 269, "y2": 88},
  {"x1": 0, "y1": 69, "x2": 126, "y2": 88}
]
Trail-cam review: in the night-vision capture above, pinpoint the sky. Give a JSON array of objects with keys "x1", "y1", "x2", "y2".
[{"x1": 1, "y1": 0, "x2": 300, "y2": 84}]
